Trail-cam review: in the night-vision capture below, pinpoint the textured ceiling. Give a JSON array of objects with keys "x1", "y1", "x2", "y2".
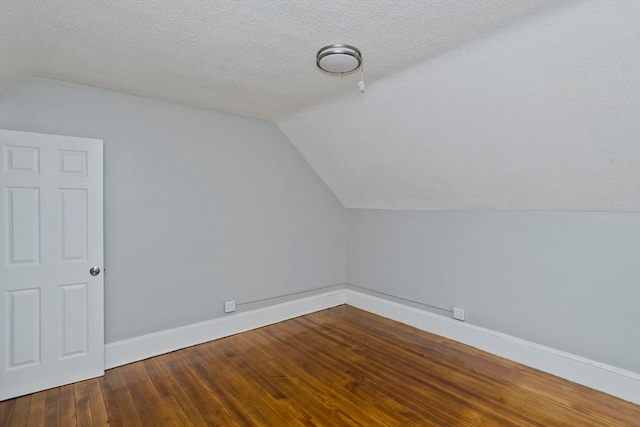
[
  {"x1": 1, "y1": 0, "x2": 638, "y2": 212},
  {"x1": 279, "y1": 0, "x2": 640, "y2": 211},
  {"x1": 0, "y1": 0, "x2": 565, "y2": 121}
]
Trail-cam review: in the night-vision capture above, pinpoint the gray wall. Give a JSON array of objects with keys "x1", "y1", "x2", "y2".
[
  {"x1": 3, "y1": 77, "x2": 638, "y2": 376},
  {"x1": 0, "y1": 77, "x2": 346, "y2": 343},
  {"x1": 347, "y1": 209, "x2": 640, "y2": 373}
]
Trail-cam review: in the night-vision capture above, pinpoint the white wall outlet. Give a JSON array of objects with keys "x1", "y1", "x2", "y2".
[
  {"x1": 224, "y1": 299, "x2": 236, "y2": 313},
  {"x1": 453, "y1": 306, "x2": 465, "y2": 321}
]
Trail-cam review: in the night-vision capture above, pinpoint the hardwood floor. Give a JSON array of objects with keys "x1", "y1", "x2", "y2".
[{"x1": 1, "y1": 305, "x2": 638, "y2": 426}]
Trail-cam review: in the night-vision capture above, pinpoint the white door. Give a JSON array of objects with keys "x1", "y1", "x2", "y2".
[{"x1": 0, "y1": 129, "x2": 104, "y2": 400}]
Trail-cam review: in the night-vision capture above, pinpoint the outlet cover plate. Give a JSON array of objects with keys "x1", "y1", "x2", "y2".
[
  {"x1": 453, "y1": 306, "x2": 465, "y2": 321},
  {"x1": 224, "y1": 300, "x2": 236, "y2": 313}
]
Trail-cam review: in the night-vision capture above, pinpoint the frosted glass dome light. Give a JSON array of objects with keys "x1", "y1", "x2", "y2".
[{"x1": 316, "y1": 44, "x2": 362, "y2": 74}]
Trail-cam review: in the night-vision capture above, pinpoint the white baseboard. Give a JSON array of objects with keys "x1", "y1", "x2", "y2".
[
  {"x1": 345, "y1": 289, "x2": 640, "y2": 404},
  {"x1": 104, "y1": 289, "x2": 346, "y2": 370},
  {"x1": 104, "y1": 287, "x2": 639, "y2": 404}
]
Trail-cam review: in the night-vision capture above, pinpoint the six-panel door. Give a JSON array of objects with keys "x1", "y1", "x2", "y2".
[{"x1": 0, "y1": 129, "x2": 104, "y2": 400}]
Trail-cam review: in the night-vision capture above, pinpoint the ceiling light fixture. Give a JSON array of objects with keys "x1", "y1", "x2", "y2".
[{"x1": 316, "y1": 44, "x2": 362, "y2": 74}]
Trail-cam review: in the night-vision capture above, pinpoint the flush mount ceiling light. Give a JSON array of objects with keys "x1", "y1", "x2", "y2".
[{"x1": 316, "y1": 44, "x2": 362, "y2": 74}]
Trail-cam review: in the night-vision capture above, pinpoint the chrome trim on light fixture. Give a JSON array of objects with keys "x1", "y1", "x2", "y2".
[{"x1": 316, "y1": 44, "x2": 362, "y2": 74}]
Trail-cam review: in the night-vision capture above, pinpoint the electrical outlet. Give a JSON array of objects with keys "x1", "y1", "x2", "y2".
[
  {"x1": 224, "y1": 299, "x2": 236, "y2": 313},
  {"x1": 453, "y1": 306, "x2": 465, "y2": 321}
]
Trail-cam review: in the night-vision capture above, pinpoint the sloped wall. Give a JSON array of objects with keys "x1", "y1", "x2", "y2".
[
  {"x1": 0, "y1": 77, "x2": 346, "y2": 343},
  {"x1": 279, "y1": 0, "x2": 640, "y2": 211}
]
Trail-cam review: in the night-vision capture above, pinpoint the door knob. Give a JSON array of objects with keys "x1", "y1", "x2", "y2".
[{"x1": 89, "y1": 267, "x2": 101, "y2": 276}]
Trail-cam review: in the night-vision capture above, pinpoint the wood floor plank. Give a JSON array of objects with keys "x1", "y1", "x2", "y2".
[
  {"x1": 99, "y1": 373, "x2": 122, "y2": 426},
  {"x1": 274, "y1": 317, "x2": 496, "y2": 426},
  {"x1": 229, "y1": 332, "x2": 369, "y2": 426},
  {"x1": 320, "y1": 306, "x2": 633, "y2": 426},
  {"x1": 167, "y1": 350, "x2": 242, "y2": 426},
  {"x1": 58, "y1": 384, "x2": 76, "y2": 427},
  {"x1": 1, "y1": 305, "x2": 638, "y2": 426},
  {"x1": 230, "y1": 330, "x2": 377, "y2": 426},
  {"x1": 8, "y1": 395, "x2": 31, "y2": 427},
  {"x1": 310, "y1": 308, "x2": 593, "y2": 425},
  {"x1": 106, "y1": 364, "x2": 144, "y2": 427},
  {"x1": 25, "y1": 391, "x2": 46, "y2": 427},
  {"x1": 296, "y1": 311, "x2": 550, "y2": 425},
  {"x1": 86, "y1": 378, "x2": 109, "y2": 426},
  {"x1": 119, "y1": 362, "x2": 171, "y2": 426},
  {"x1": 0, "y1": 397, "x2": 16, "y2": 427},
  {"x1": 73, "y1": 380, "x2": 93, "y2": 427},
  {"x1": 346, "y1": 306, "x2": 640, "y2": 425},
  {"x1": 138, "y1": 358, "x2": 197, "y2": 426},
  {"x1": 191, "y1": 342, "x2": 306, "y2": 426},
  {"x1": 148, "y1": 355, "x2": 210, "y2": 427},
  {"x1": 202, "y1": 340, "x2": 311, "y2": 426},
  {"x1": 271, "y1": 316, "x2": 470, "y2": 424},
  {"x1": 239, "y1": 324, "x2": 434, "y2": 426},
  {"x1": 135, "y1": 367, "x2": 178, "y2": 426},
  {"x1": 42, "y1": 388, "x2": 60, "y2": 427},
  {"x1": 141, "y1": 358, "x2": 172, "y2": 399}
]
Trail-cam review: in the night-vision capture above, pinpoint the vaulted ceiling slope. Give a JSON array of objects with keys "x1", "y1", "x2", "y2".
[
  {"x1": 1, "y1": 0, "x2": 638, "y2": 212},
  {"x1": 279, "y1": 0, "x2": 640, "y2": 211}
]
